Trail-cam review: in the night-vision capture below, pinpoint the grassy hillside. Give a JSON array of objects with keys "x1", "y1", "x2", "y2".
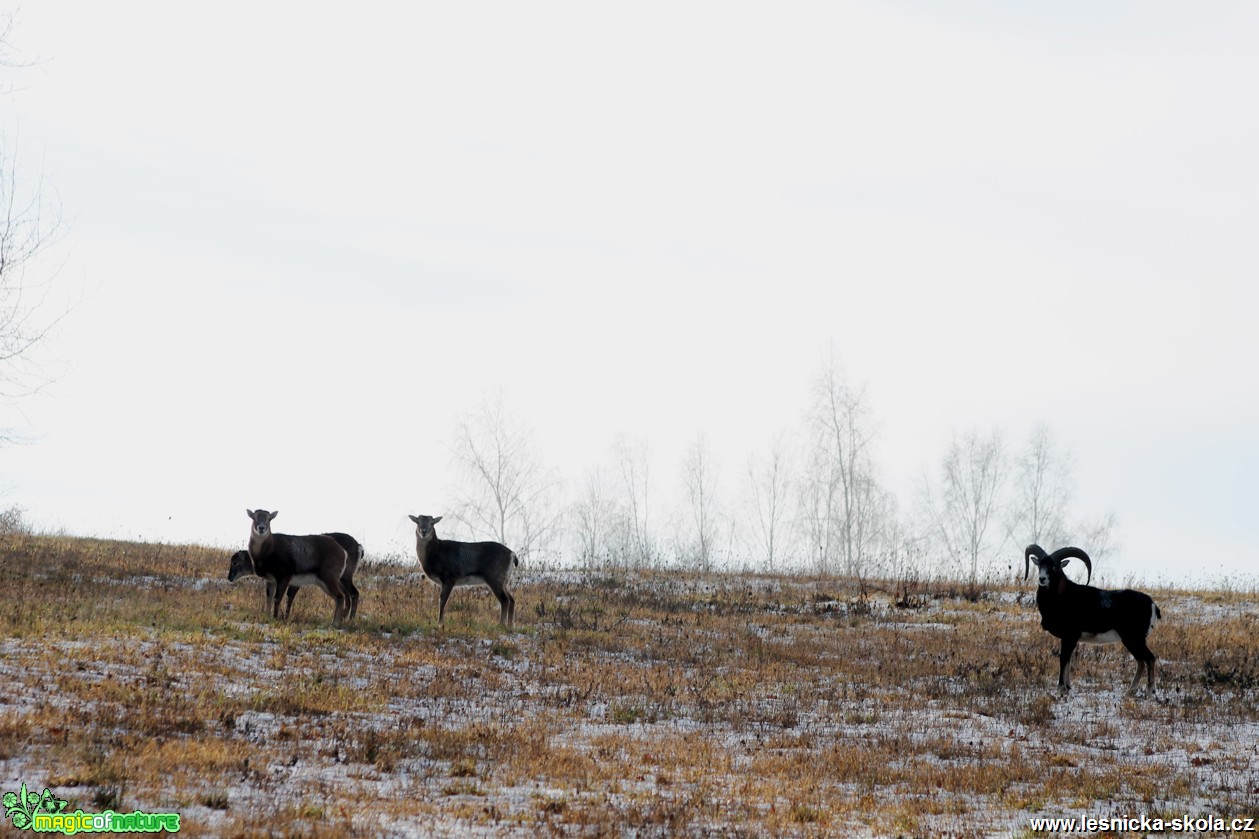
[{"x1": 1, "y1": 535, "x2": 1256, "y2": 837}]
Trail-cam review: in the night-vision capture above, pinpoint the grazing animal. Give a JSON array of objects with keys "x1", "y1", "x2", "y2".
[
  {"x1": 230, "y1": 532, "x2": 363, "y2": 620},
  {"x1": 239, "y1": 509, "x2": 350, "y2": 625},
  {"x1": 408, "y1": 514, "x2": 519, "y2": 628},
  {"x1": 1025, "y1": 544, "x2": 1162, "y2": 695}
]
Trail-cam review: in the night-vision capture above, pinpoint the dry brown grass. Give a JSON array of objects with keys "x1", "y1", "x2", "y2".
[{"x1": 1, "y1": 534, "x2": 1256, "y2": 836}]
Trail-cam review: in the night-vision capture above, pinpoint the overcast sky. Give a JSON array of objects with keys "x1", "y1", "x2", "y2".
[{"x1": 2, "y1": 2, "x2": 1256, "y2": 586}]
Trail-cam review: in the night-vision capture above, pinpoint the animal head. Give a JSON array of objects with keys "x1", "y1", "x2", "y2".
[
  {"x1": 1024, "y1": 544, "x2": 1093, "y2": 587},
  {"x1": 247, "y1": 509, "x2": 278, "y2": 539},
  {"x1": 408, "y1": 514, "x2": 443, "y2": 541},
  {"x1": 227, "y1": 549, "x2": 255, "y2": 582}
]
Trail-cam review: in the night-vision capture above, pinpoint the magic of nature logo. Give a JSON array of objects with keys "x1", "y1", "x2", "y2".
[{"x1": 3, "y1": 782, "x2": 180, "y2": 834}]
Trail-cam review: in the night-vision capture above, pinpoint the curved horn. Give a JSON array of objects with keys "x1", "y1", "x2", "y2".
[
  {"x1": 1049, "y1": 546, "x2": 1092, "y2": 585},
  {"x1": 1024, "y1": 544, "x2": 1048, "y2": 580}
]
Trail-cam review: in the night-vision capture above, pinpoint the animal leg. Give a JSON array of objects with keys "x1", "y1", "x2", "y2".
[
  {"x1": 1058, "y1": 636, "x2": 1079, "y2": 692},
  {"x1": 272, "y1": 576, "x2": 293, "y2": 620},
  {"x1": 486, "y1": 580, "x2": 514, "y2": 628},
  {"x1": 284, "y1": 586, "x2": 299, "y2": 619},
  {"x1": 342, "y1": 577, "x2": 360, "y2": 621},
  {"x1": 317, "y1": 573, "x2": 347, "y2": 626},
  {"x1": 1122, "y1": 637, "x2": 1158, "y2": 696},
  {"x1": 438, "y1": 583, "x2": 454, "y2": 626},
  {"x1": 1128, "y1": 662, "x2": 1146, "y2": 696}
]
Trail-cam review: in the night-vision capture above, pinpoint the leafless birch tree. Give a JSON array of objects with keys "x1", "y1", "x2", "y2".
[
  {"x1": 1007, "y1": 423, "x2": 1072, "y2": 549},
  {"x1": 1006, "y1": 423, "x2": 1118, "y2": 571},
  {"x1": 613, "y1": 433, "x2": 655, "y2": 567},
  {"x1": 449, "y1": 393, "x2": 561, "y2": 561},
  {"x1": 1078, "y1": 511, "x2": 1119, "y2": 568},
  {"x1": 799, "y1": 352, "x2": 882, "y2": 576},
  {"x1": 1, "y1": 18, "x2": 66, "y2": 434},
  {"x1": 681, "y1": 431, "x2": 719, "y2": 572},
  {"x1": 746, "y1": 432, "x2": 796, "y2": 570},
  {"x1": 570, "y1": 465, "x2": 618, "y2": 569},
  {"x1": 925, "y1": 428, "x2": 1008, "y2": 595}
]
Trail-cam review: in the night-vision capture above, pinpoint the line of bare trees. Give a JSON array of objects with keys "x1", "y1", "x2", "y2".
[{"x1": 442, "y1": 360, "x2": 1116, "y2": 584}]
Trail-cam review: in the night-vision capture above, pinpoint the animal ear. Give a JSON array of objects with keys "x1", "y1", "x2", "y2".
[
  {"x1": 247, "y1": 509, "x2": 255, "y2": 518},
  {"x1": 269, "y1": 511, "x2": 279, "y2": 521},
  {"x1": 408, "y1": 515, "x2": 420, "y2": 524},
  {"x1": 432, "y1": 516, "x2": 442, "y2": 525},
  {"x1": 1060, "y1": 559, "x2": 1071, "y2": 568}
]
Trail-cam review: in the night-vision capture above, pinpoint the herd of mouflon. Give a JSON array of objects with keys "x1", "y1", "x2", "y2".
[
  {"x1": 228, "y1": 510, "x2": 518, "y2": 629},
  {"x1": 226, "y1": 511, "x2": 1160, "y2": 696}
]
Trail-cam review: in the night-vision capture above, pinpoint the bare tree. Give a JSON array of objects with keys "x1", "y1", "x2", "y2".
[
  {"x1": 875, "y1": 499, "x2": 923, "y2": 587},
  {"x1": 1078, "y1": 511, "x2": 1119, "y2": 570},
  {"x1": 1008, "y1": 423, "x2": 1072, "y2": 549},
  {"x1": 1006, "y1": 424, "x2": 1119, "y2": 574},
  {"x1": 797, "y1": 445, "x2": 839, "y2": 573},
  {"x1": 0, "y1": 501, "x2": 28, "y2": 535},
  {"x1": 926, "y1": 428, "x2": 1008, "y2": 595},
  {"x1": 746, "y1": 432, "x2": 796, "y2": 571},
  {"x1": 799, "y1": 352, "x2": 882, "y2": 576},
  {"x1": 1, "y1": 17, "x2": 66, "y2": 433},
  {"x1": 570, "y1": 465, "x2": 618, "y2": 569},
  {"x1": 680, "y1": 431, "x2": 719, "y2": 572},
  {"x1": 612, "y1": 433, "x2": 655, "y2": 567},
  {"x1": 853, "y1": 472, "x2": 903, "y2": 579},
  {"x1": 449, "y1": 393, "x2": 561, "y2": 561}
]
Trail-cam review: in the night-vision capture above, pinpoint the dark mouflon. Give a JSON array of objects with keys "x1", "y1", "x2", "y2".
[
  {"x1": 408, "y1": 514, "x2": 519, "y2": 628},
  {"x1": 236, "y1": 509, "x2": 351, "y2": 626},
  {"x1": 1025, "y1": 544, "x2": 1161, "y2": 696}
]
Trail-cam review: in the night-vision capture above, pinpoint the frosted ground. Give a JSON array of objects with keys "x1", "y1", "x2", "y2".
[{"x1": 1, "y1": 537, "x2": 1256, "y2": 836}]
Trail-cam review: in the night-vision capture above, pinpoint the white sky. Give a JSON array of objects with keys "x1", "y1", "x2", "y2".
[{"x1": 2, "y1": 2, "x2": 1256, "y2": 586}]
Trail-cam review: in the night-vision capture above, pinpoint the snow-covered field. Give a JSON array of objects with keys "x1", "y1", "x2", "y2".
[{"x1": 1, "y1": 536, "x2": 1256, "y2": 836}]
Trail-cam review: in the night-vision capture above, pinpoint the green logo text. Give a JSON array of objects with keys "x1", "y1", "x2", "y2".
[{"x1": 4, "y1": 783, "x2": 180, "y2": 834}]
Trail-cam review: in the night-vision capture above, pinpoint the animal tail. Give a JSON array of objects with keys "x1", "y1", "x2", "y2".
[{"x1": 512, "y1": 551, "x2": 520, "y2": 567}]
